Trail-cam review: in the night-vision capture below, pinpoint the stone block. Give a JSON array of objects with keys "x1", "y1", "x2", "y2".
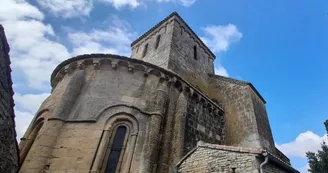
[
  {"x1": 121, "y1": 95, "x2": 135, "y2": 103},
  {"x1": 49, "y1": 157, "x2": 76, "y2": 170}
]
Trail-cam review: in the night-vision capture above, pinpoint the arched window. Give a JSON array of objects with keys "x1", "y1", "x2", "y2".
[
  {"x1": 193, "y1": 45, "x2": 197, "y2": 60},
  {"x1": 104, "y1": 125, "x2": 129, "y2": 173},
  {"x1": 142, "y1": 43, "x2": 148, "y2": 57},
  {"x1": 91, "y1": 113, "x2": 139, "y2": 173},
  {"x1": 155, "y1": 35, "x2": 161, "y2": 49}
]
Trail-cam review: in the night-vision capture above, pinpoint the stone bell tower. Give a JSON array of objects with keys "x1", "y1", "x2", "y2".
[
  {"x1": 17, "y1": 11, "x2": 296, "y2": 173},
  {"x1": 130, "y1": 12, "x2": 215, "y2": 89}
]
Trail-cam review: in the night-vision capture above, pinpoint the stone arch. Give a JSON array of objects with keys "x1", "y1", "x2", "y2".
[
  {"x1": 19, "y1": 108, "x2": 51, "y2": 167},
  {"x1": 93, "y1": 104, "x2": 152, "y2": 121},
  {"x1": 91, "y1": 105, "x2": 140, "y2": 173},
  {"x1": 19, "y1": 109, "x2": 49, "y2": 143},
  {"x1": 19, "y1": 117, "x2": 45, "y2": 166}
]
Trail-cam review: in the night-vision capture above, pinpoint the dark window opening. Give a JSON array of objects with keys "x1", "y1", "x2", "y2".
[
  {"x1": 155, "y1": 35, "x2": 161, "y2": 49},
  {"x1": 193, "y1": 45, "x2": 197, "y2": 60},
  {"x1": 142, "y1": 43, "x2": 148, "y2": 57},
  {"x1": 105, "y1": 126, "x2": 127, "y2": 173}
]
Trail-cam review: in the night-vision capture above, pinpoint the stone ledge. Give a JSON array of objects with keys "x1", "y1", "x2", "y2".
[{"x1": 50, "y1": 53, "x2": 224, "y2": 112}]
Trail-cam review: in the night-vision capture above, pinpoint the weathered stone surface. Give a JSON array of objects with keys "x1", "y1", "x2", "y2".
[
  {"x1": 0, "y1": 25, "x2": 19, "y2": 173},
  {"x1": 18, "y1": 12, "x2": 297, "y2": 173},
  {"x1": 184, "y1": 97, "x2": 224, "y2": 154},
  {"x1": 177, "y1": 142, "x2": 297, "y2": 173}
]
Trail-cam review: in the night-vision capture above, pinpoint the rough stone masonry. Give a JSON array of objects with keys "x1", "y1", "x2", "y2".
[
  {"x1": 16, "y1": 12, "x2": 299, "y2": 173},
  {"x1": 0, "y1": 25, "x2": 19, "y2": 173}
]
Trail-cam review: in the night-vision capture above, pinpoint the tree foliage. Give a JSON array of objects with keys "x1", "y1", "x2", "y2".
[{"x1": 306, "y1": 120, "x2": 328, "y2": 173}]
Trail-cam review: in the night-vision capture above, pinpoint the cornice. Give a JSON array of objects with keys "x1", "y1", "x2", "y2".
[{"x1": 51, "y1": 53, "x2": 224, "y2": 113}]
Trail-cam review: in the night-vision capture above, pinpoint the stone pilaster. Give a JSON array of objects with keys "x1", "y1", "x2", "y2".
[
  {"x1": 19, "y1": 120, "x2": 65, "y2": 173},
  {"x1": 19, "y1": 69, "x2": 86, "y2": 173},
  {"x1": 172, "y1": 91, "x2": 188, "y2": 165},
  {"x1": 140, "y1": 80, "x2": 168, "y2": 173}
]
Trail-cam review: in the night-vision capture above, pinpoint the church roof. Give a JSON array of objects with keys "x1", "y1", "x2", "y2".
[{"x1": 130, "y1": 12, "x2": 216, "y2": 59}]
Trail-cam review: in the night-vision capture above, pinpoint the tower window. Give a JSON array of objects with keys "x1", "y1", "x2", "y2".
[
  {"x1": 155, "y1": 35, "x2": 161, "y2": 49},
  {"x1": 193, "y1": 45, "x2": 197, "y2": 60},
  {"x1": 105, "y1": 126, "x2": 127, "y2": 173},
  {"x1": 142, "y1": 43, "x2": 148, "y2": 57}
]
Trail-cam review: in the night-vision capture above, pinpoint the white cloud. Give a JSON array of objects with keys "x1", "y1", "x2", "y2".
[
  {"x1": 69, "y1": 16, "x2": 137, "y2": 56},
  {"x1": 36, "y1": 0, "x2": 93, "y2": 18},
  {"x1": 0, "y1": 0, "x2": 44, "y2": 21},
  {"x1": 13, "y1": 93, "x2": 49, "y2": 140},
  {"x1": 1, "y1": 1, "x2": 136, "y2": 141},
  {"x1": 1, "y1": 0, "x2": 136, "y2": 90},
  {"x1": 276, "y1": 131, "x2": 328, "y2": 158},
  {"x1": 14, "y1": 110, "x2": 34, "y2": 141},
  {"x1": 34, "y1": 0, "x2": 195, "y2": 16},
  {"x1": 1, "y1": 0, "x2": 70, "y2": 90},
  {"x1": 14, "y1": 93, "x2": 50, "y2": 113},
  {"x1": 201, "y1": 24, "x2": 242, "y2": 77},
  {"x1": 100, "y1": 0, "x2": 196, "y2": 9},
  {"x1": 157, "y1": 0, "x2": 196, "y2": 6},
  {"x1": 276, "y1": 131, "x2": 328, "y2": 173},
  {"x1": 99, "y1": 0, "x2": 140, "y2": 9},
  {"x1": 215, "y1": 66, "x2": 229, "y2": 77},
  {"x1": 201, "y1": 24, "x2": 242, "y2": 54}
]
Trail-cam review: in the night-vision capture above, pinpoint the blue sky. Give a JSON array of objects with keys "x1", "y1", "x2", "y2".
[{"x1": 1, "y1": 0, "x2": 327, "y2": 172}]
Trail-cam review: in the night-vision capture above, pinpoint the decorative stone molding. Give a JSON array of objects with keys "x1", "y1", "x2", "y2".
[
  {"x1": 91, "y1": 113, "x2": 139, "y2": 173},
  {"x1": 94, "y1": 104, "x2": 164, "y2": 121},
  {"x1": 51, "y1": 54, "x2": 224, "y2": 112}
]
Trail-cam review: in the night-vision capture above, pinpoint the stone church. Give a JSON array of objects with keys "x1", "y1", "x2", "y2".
[{"x1": 15, "y1": 12, "x2": 299, "y2": 173}]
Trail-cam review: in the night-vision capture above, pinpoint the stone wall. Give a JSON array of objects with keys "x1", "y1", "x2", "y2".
[
  {"x1": 19, "y1": 54, "x2": 224, "y2": 173},
  {"x1": 131, "y1": 15, "x2": 174, "y2": 69},
  {"x1": 184, "y1": 96, "x2": 224, "y2": 154},
  {"x1": 168, "y1": 16, "x2": 215, "y2": 88},
  {"x1": 130, "y1": 13, "x2": 215, "y2": 91},
  {"x1": 177, "y1": 142, "x2": 297, "y2": 173},
  {"x1": 177, "y1": 143, "x2": 260, "y2": 173},
  {"x1": 209, "y1": 75, "x2": 260, "y2": 147},
  {"x1": 0, "y1": 25, "x2": 19, "y2": 173},
  {"x1": 209, "y1": 75, "x2": 276, "y2": 153},
  {"x1": 251, "y1": 90, "x2": 275, "y2": 152}
]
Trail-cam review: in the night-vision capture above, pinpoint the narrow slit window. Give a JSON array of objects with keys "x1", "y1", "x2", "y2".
[
  {"x1": 155, "y1": 35, "x2": 161, "y2": 49},
  {"x1": 142, "y1": 43, "x2": 148, "y2": 57},
  {"x1": 105, "y1": 126, "x2": 127, "y2": 173},
  {"x1": 193, "y1": 45, "x2": 197, "y2": 60}
]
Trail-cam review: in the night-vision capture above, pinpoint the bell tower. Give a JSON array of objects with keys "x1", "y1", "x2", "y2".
[{"x1": 130, "y1": 12, "x2": 215, "y2": 88}]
